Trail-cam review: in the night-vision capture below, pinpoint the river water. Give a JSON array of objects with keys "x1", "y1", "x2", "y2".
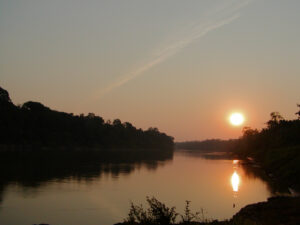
[{"x1": 0, "y1": 150, "x2": 273, "y2": 225}]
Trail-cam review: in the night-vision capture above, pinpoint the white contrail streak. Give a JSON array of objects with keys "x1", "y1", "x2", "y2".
[{"x1": 95, "y1": 0, "x2": 251, "y2": 99}]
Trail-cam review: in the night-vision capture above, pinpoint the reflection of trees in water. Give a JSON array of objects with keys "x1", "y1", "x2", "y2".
[
  {"x1": 241, "y1": 163, "x2": 290, "y2": 195},
  {"x1": 187, "y1": 149, "x2": 292, "y2": 195},
  {"x1": 0, "y1": 149, "x2": 173, "y2": 204},
  {"x1": 0, "y1": 184, "x2": 4, "y2": 205},
  {"x1": 175, "y1": 150, "x2": 233, "y2": 160},
  {"x1": 178, "y1": 150, "x2": 291, "y2": 195}
]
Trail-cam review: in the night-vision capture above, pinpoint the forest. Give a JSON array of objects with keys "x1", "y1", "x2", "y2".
[
  {"x1": 0, "y1": 86, "x2": 174, "y2": 150},
  {"x1": 232, "y1": 108, "x2": 300, "y2": 191}
]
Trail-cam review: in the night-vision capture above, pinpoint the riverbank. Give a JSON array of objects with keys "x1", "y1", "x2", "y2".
[
  {"x1": 232, "y1": 145, "x2": 300, "y2": 193},
  {"x1": 115, "y1": 196, "x2": 300, "y2": 225},
  {"x1": 229, "y1": 196, "x2": 300, "y2": 225}
]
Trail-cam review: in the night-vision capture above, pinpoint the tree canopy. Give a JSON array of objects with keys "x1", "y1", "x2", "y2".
[{"x1": 0, "y1": 87, "x2": 174, "y2": 150}]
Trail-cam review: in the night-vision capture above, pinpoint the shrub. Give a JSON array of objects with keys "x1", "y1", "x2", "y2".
[{"x1": 125, "y1": 197, "x2": 178, "y2": 225}]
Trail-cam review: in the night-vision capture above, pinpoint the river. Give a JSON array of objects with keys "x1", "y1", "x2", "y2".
[{"x1": 0, "y1": 150, "x2": 274, "y2": 225}]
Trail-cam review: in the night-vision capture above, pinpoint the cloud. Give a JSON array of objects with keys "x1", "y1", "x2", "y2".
[{"x1": 94, "y1": 0, "x2": 252, "y2": 99}]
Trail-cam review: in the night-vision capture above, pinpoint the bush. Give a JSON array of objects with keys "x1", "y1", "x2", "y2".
[
  {"x1": 124, "y1": 197, "x2": 210, "y2": 225},
  {"x1": 125, "y1": 197, "x2": 178, "y2": 225},
  {"x1": 180, "y1": 200, "x2": 209, "y2": 224}
]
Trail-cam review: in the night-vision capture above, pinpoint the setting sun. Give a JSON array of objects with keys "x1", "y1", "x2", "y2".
[{"x1": 229, "y1": 113, "x2": 245, "y2": 126}]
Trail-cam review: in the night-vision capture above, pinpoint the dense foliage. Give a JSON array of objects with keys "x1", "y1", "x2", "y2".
[
  {"x1": 0, "y1": 87, "x2": 174, "y2": 150},
  {"x1": 234, "y1": 111, "x2": 300, "y2": 156},
  {"x1": 232, "y1": 107, "x2": 300, "y2": 190}
]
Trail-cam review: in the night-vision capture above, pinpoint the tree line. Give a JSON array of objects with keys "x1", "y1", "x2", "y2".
[
  {"x1": 0, "y1": 86, "x2": 174, "y2": 150},
  {"x1": 233, "y1": 107, "x2": 300, "y2": 156},
  {"x1": 175, "y1": 139, "x2": 237, "y2": 152},
  {"x1": 232, "y1": 106, "x2": 300, "y2": 190},
  {"x1": 177, "y1": 106, "x2": 300, "y2": 157}
]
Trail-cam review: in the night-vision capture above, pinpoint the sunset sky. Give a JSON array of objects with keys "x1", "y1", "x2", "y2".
[{"x1": 1, "y1": 0, "x2": 300, "y2": 141}]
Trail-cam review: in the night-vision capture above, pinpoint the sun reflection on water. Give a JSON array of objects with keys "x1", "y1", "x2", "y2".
[
  {"x1": 231, "y1": 160, "x2": 241, "y2": 208},
  {"x1": 231, "y1": 171, "x2": 240, "y2": 192},
  {"x1": 233, "y1": 160, "x2": 239, "y2": 165}
]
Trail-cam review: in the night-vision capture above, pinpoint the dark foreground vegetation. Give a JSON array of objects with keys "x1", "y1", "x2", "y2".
[
  {"x1": 0, "y1": 86, "x2": 173, "y2": 150},
  {"x1": 115, "y1": 196, "x2": 300, "y2": 225}
]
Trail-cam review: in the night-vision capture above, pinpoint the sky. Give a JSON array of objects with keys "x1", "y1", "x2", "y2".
[{"x1": 1, "y1": 0, "x2": 300, "y2": 141}]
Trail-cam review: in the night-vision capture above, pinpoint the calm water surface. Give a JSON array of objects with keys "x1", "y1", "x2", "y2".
[{"x1": 0, "y1": 151, "x2": 273, "y2": 225}]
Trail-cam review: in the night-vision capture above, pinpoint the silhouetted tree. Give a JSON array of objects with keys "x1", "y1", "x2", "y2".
[
  {"x1": 0, "y1": 87, "x2": 174, "y2": 150},
  {"x1": 22, "y1": 101, "x2": 49, "y2": 111},
  {"x1": 0, "y1": 86, "x2": 11, "y2": 102},
  {"x1": 266, "y1": 112, "x2": 284, "y2": 128},
  {"x1": 242, "y1": 127, "x2": 259, "y2": 138},
  {"x1": 296, "y1": 104, "x2": 300, "y2": 119},
  {"x1": 113, "y1": 119, "x2": 122, "y2": 127}
]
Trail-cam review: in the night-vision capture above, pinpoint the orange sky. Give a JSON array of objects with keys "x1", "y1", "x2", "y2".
[{"x1": 1, "y1": 0, "x2": 300, "y2": 141}]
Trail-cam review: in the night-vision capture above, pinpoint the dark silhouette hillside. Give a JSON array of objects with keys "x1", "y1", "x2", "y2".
[{"x1": 0, "y1": 86, "x2": 174, "y2": 150}]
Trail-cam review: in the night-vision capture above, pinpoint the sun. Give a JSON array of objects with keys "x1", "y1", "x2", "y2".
[{"x1": 229, "y1": 113, "x2": 245, "y2": 126}]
